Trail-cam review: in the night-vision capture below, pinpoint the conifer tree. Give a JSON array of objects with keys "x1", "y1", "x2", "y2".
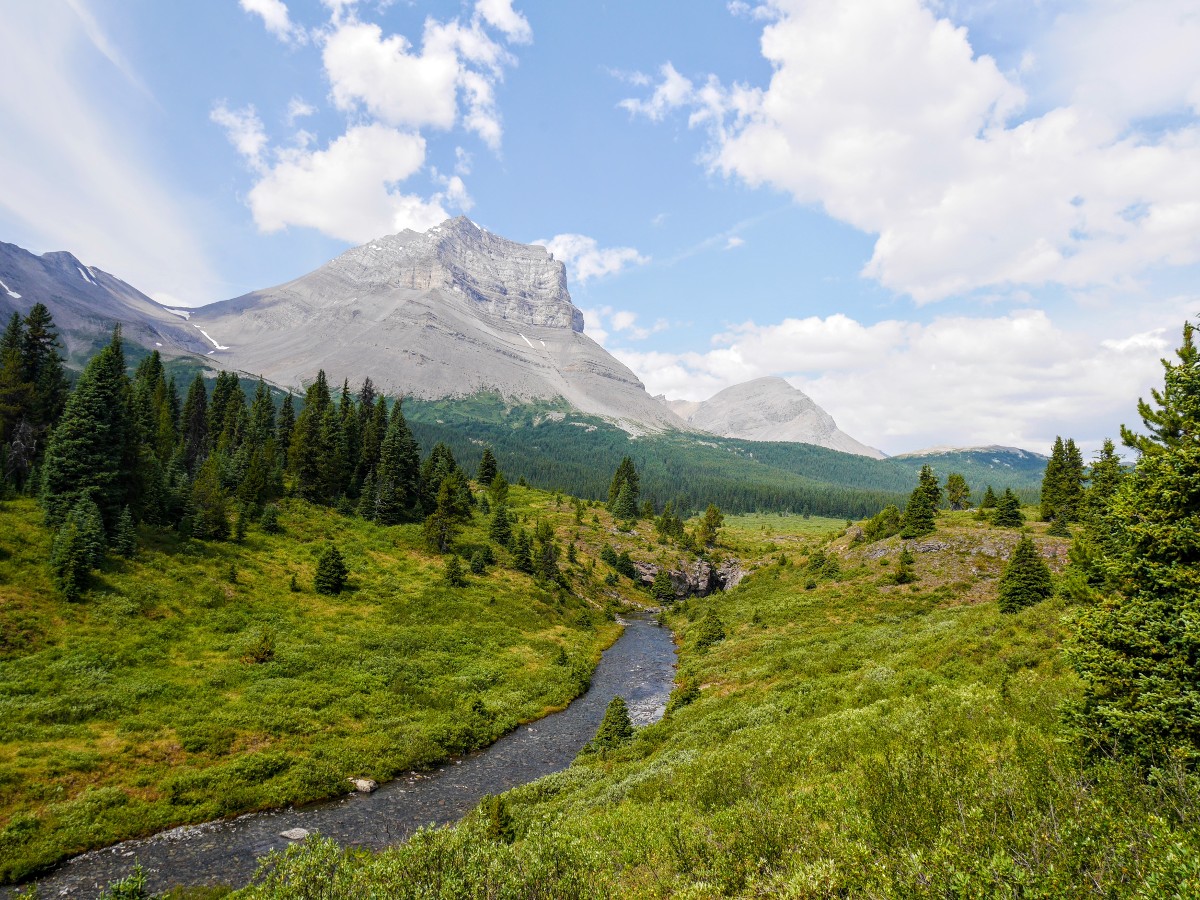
[
  {"x1": 180, "y1": 374, "x2": 209, "y2": 476},
  {"x1": 276, "y1": 393, "x2": 295, "y2": 463},
  {"x1": 993, "y1": 488, "x2": 1025, "y2": 527},
  {"x1": 422, "y1": 469, "x2": 472, "y2": 552},
  {"x1": 489, "y1": 502, "x2": 513, "y2": 547},
  {"x1": 488, "y1": 472, "x2": 509, "y2": 505},
  {"x1": 696, "y1": 503, "x2": 724, "y2": 547},
  {"x1": 511, "y1": 528, "x2": 534, "y2": 573},
  {"x1": 900, "y1": 466, "x2": 939, "y2": 538},
  {"x1": 591, "y1": 696, "x2": 634, "y2": 750},
  {"x1": 190, "y1": 455, "x2": 230, "y2": 540},
  {"x1": 612, "y1": 481, "x2": 638, "y2": 520},
  {"x1": 477, "y1": 447, "x2": 499, "y2": 485},
  {"x1": 20, "y1": 302, "x2": 69, "y2": 431},
  {"x1": 1041, "y1": 436, "x2": 1067, "y2": 521},
  {"x1": 607, "y1": 456, "x2": 640, "y2": 515},
  {"x1": 41, "y1": 330, "x2": 131, "y2": 530},
  {"x1": 444, "y1": 554, "x2": 467, "y2": 587},
  {"x1": 1069, "y1": 323, "x2": 1200, "y2": 766},
  {"x1": 893, "y1": 547, "x2": 917, "y2": 584},
  {"x1": 356, "y1": 395, "x2": 388, "y2": 491},
  {"x1": 651, "y1": 568, "x2": 675, "y2": 602},
  {"x1": 314, "y1": 542, "x2": 349, "y2": 594},
  {"x1": 945, "y1": 473, "x2": 971, "y2": 510},
  {"x1": 997, "y1": 536, "x2": 1053, "y2": 613},
  {"x1": 980, "y1": 485, "x2": 998, "y2": 508},
  {"x1": 49, "y1": 517, "x2": 90, "y2": 601},
  {"x1": 67, "y1": 497, "x2": 107, "y2": 568},
  {"x1": 114, "y1": 506, "x2": 137, "y2": 558},
  {"x1": 375, "y1": 404, "x2": 422, "y2": 524}
]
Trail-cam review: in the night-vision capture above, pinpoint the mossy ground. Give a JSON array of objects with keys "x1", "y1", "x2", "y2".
[
  {"x1": 0, "y1": 485, "x2": 638, "y2": 883},
  {"x1": 236, "y1": 507, "x2": 1200, "y2": 899}
]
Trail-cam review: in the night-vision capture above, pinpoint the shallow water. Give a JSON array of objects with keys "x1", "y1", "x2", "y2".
[{"x1": 8, "y1": 612, "x2": 676, "y2": 898}]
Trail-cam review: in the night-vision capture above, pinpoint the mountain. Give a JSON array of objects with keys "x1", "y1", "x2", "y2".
[
  {"x1": 664, "y1": 376, "x2": 886, "y2": 459},
  {"x1": 187, "y1": 217, "x2": 685, "y2": 433},
  {"x1": 0, "y1": 242, "x2": 210, "y2": 361},
  {"x1": 891, "y1": 445, "x2": 1048, "y2": 495}
]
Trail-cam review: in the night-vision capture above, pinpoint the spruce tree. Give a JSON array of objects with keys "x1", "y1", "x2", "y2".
[
  {"x1": 49, "y1": 518, "x2": 90, "y2": 601},
  {"x1": 375, "y1": 404, "x2": 422, "y2": 525},
  {"x1": 444, "y1": 554, "x2": 468, "y2": 588},
  {"x1": 696, "y1": 504, "x2": 724, "y2": 547},
  {"x1": 41, "y1": 331, "x2": 131, "y2": 530},
  {"x1": 477, "y1": 447, "x2": 499, "y2": 485},
  {"x1": 607, "y1": 456, "x2": 640, "y2": 514},
  {"x1": 993, "y1": 488, "x2": 1025, "y2": 527},
  {"x1": 511, "y1": 528, "x2": 534, "y2": 573},
  {"x1": 488, "y1": 472, "x2": 509, "y2": 505},
  {"x1": 900, "y1": 466, "x2": 939, "y2": 538},
  {"x1": 276, "y1": 393, "x2": 295, "y2": 463},
  {"x1": 980, "y1": 485, "x2": 998, "y2": 509},
  {"x1": 591, "y1": 696, "x2": 634, "y2": 750},
  {"x1": 20, "y1": 302, "x2": 68, "y2": 431},
  {"x1": 180, "y1": 374, "x2": 209, "y2": 476},
  {"x1": 67, "y1": 497, "x2": 107, "y2": 568},
  {"x1": 997, "y1": 536, "x2": 1053, "y2": 613},
  {"x1": 612, "y1": 481, "x2": 638, "y2": 520},
  {"x1": 1041, "y1": 436, "x2": 1067, "y2": 521},
  {"x1": 651, "y1": 568, "x2": 675, "y2": 602},
  {"x1": 1069, "y1": 322, "x2": 1200, "y2": 766},
  {"x1": 314, "y1": 542, "x2": 349, "y2": 594},
  {"x1": 191, "y1": 456, "x2": 230, "y2": 540},
  {"x1": 945, "y1": 473, "x2": 970, "y2": 510},
  {"x1": 893, "y1": 548, "x2": 917, "y2": 584},
  {"x1": 488, "y1": 503, "x2": 513, "y2": 547},
  {"x1": 114, "y1": 506, "x2": 137, "y2": 558}
]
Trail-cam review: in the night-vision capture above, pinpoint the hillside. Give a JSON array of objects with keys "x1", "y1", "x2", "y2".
[
  {"x1": 234, "y1": 511, "x2": 1200, "y2": 898},
  {"x1": 0, "y1": 480, "x2": 696, "y2": 883}
]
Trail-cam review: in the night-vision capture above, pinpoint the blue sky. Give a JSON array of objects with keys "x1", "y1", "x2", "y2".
[{"x1": 2, "y1": 0, "x2": 1199, "y2": 454}]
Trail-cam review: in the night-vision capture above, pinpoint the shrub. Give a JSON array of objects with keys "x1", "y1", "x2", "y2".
[{"x1": 590, "y1": 696, "x2": 634, "y2": 750}]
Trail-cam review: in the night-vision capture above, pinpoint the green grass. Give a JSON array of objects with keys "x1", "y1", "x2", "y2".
[
  {"x1": 0, "y1": 488, "x2": 625, "y2": 883},
  {"x1": 237, "y1": 509, "x2": 1200, "y2": 899}
]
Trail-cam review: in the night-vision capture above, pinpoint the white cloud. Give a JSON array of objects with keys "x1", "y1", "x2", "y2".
[
  {"x1": 623, "y1": 0, "x2": 1200, "y2": 303},
  {"x1": 580, "y1": 306, "x2": 668, "y2": 344},
  {"x1": 535, "y1": 234, "x2": 650, "y2": 284},
  {"x1": 218, "y1": 1, "x2": 528, "y2": 242},
  {"x1": 286, "y1": 97, "x2": 316, "y2": 124},
  {"x1": 619, "y1": 63, "x2": 695, "y2": 122},
  {"x1": 210, "y1": 103, "x2": 268, "y2": 172},
  {"x1": 725, "y1": 235, "x2": 745, "y2": 250},
  {"x1": 614, "y1": 309, "x2": 1176, "y2": 454},
  {"x1": 240, "y1": 0, "x2": 303, "y2": 42},
  {"x1": 247, "y1": 125, "x2": 450, "y2": 243},
  {"x1": 0, "y1": 3, "x2": 218, "y2": 304},
  {"x1": 475, "y1": 0, "x2": 532, "y2": 44}
]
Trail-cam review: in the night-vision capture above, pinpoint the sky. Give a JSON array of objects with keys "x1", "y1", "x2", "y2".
[{"x1": 2, "y1": 0, "x2": 1199, "y2": 456}]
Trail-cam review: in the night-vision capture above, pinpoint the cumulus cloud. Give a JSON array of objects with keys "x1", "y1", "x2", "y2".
[
  {"x1": 535, "y1": 234, "x2": 650, "y2": 284},
  {"x1": 216, "y1": 0, "x2": 527, "y2": 240},
  {"x1": 210, "y1": 103, "x2": 268, "y2": 171},
  {"x1": 245, "y1": 125, "x2": 454, "y2": 243},
  {"x1": 612, "y1": 310, "x2": 1175, "y2": 454},
  {"x1": 239, "y1": 0, "x2": 303, "y2": 42},
  {"x1": 622, "y1": 0, "x2": 1200, "y2": 303}
]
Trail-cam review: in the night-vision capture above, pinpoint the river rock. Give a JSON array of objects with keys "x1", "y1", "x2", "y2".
[
  {"x1": 631, "y1": 558, "x2": 745, "y2": 599},
  {"x1": 280, "y1": 828, "x2": 309, "y2": 841},
  {"x1": 348, "y1": 778, "x2": 378, "y2": 793}
]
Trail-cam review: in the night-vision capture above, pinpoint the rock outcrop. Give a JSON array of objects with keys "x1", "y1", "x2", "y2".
[
  {"x1": 633, "y1": 558, "x2": 748, "y2": 600},
  {"x1": 666, "y1": 376, "x2": 885, "y2": 459}
]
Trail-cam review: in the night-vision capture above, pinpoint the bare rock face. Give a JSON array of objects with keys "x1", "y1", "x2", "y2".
[
  {"x1": 670, "y1": 376, "x2": 885, "y2": 459},
  {"x1": 632, "y1": 558, "x2": 747, "y2": 599},
  {"x1": 190, "y1": 218, "x2": 686, "y2": 434}
]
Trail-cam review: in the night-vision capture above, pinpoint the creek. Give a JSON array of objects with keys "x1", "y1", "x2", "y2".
[{"x1": 9, "y1": 612, "x2": 677, "y2": 898}]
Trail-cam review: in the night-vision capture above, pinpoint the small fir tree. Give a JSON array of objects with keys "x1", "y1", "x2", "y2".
[
  {"x1": 511, "y1": 528, "x2": 534, "y2": 574},
  {"x1": 945, "y1": 473, "x2": 971, "y2": 510},
  {"x1": 980, "y1": 485, "x2": 998, "y2": 508},
  {"x1": 893, "y1": 547, "x2": 917, "y2": 584},
  {"x1": 695, "y1": 504, "x2": 724, "y2": 547},
  {"x1": 591, "y1": 696, "x2": 634, "y2": 750},
  {"x1": 997, "y1": 536, "x2": 1053, "y2": 613},
  {"x1": 49, "y1": 518, "x2": 90, "y2": 601},
  {"x1": 260, "y1": 503, "x2": 282, "y2": 533},
  {"x1": 114, "y1": 506, "x2": 137, "y2": 558},
  {"x1": 314, "y1": 543, "x2": 349, "y2": 595},
  {"x1": 477, "y1": 447, "x2": 499, "y2": 485},
  {"x1": 488, "y1": 503, "x2": 513, "y2": 547},
  {"x1": 993, "y1": 488, "x2": 1025, "y2": 527},
  {"x1": 469, "y1": 550, "x2": 487, "y2": 574},
  {"x1": 695, "y1": 611, "x2": 726, "y2": 650},
  {"x1": 651, "y1": 568, "x2": 675, "y2": 602},
  {"x1": 444, "y1": 554, "x2": 468, "y2": 587}
]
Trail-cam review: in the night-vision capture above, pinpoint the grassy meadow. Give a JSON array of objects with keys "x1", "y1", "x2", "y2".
[
  {"x1": 0, "y1": 484, "x2": 652, "y2": 883},
  {"x1": 237, "y1": 509, "x2": 1200, "y2": 899}
]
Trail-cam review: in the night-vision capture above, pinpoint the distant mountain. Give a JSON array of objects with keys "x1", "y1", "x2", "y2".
[
  {"x1": 892, "y1": 445, "x2": 1048, "y2": 496},
  {"x1": 0, "y1": 242, "x2": 210, "y2": 361},
  {"x1": 664, "y1": 376, "x2": 886, "y2": 459},
  {"x1": 187, "y1": 217, "x2": 686, "y2": 433}
]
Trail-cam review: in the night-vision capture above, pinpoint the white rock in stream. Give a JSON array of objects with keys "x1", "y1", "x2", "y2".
[
  {"x1": 349, "y1": 778, "x2": 378, "y2": 792},
  {"x1": 280, "y1": 828, "x2": 310, "y2": 841}
]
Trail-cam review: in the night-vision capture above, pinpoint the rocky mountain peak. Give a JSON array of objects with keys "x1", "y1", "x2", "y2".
[{"x1": 321, "y1": 216, "x2": 582, "y2": 331}]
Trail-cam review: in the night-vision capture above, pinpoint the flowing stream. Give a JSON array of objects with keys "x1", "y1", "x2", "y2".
[{"x1": 8, "y1": 612, "x2": 677, "y2": 898}]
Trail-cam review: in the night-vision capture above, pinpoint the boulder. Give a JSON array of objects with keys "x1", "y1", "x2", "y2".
[{"x1": 349, "y1": 778, "x2": 378, "y2": 793}]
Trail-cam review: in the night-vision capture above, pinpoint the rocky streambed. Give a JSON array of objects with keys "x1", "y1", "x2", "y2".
[{"x1": 7, "y1": 612, "x2": 677, "y2": 898}]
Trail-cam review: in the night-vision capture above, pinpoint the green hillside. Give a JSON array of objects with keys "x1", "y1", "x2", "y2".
[
  {"x1": 403, "y1": 395, "x2": 1045, "y2": 518},
  {"x1": 236, "y1": 510, "x2": 1200, "y2": 899},
  {"x1": 0, "y1": 485, "x2": 641, "y2": 882}
]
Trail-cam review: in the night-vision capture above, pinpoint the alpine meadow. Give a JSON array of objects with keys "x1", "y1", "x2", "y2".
[{"x1": 3, "y1": 1, "x2": 1200, "y2": 897}]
